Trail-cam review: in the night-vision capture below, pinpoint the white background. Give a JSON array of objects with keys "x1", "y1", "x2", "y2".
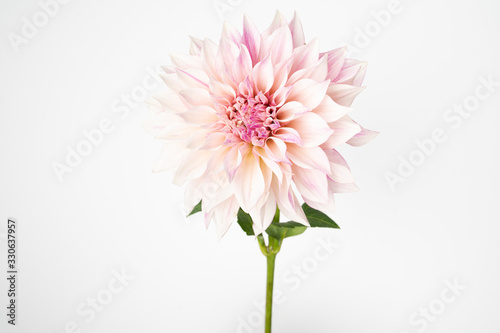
[{"x1": 1, "y1": 0, "x2": 499, "y2": 332}]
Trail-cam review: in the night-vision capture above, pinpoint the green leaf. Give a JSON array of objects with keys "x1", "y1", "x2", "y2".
[
  {"x1": 188, "y1": 201, "x2": 202, "y2": 217},
  {"x1": 237, "y1": 209, "x2": 255, "y2": 236},
  {"x1": 302, "y1": 203, "x2": 340, "y2": 229},
  {"x1": 266, "y1": 221, "x2": 307, "y2": 240}
]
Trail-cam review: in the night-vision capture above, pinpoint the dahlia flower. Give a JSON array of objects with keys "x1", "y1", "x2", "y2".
[{"x1": 144, "y1": 11, "x2": 377, "y2": 238}]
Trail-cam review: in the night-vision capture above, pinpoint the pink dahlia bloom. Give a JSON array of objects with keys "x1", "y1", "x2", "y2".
[{"x1": 144, "y1": 12, "x2": 377, "y2": 238}]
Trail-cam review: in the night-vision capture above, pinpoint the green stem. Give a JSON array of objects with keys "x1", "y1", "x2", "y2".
[
  {"x1": 265, "y1": 252, "x2": 277, "y2": 333},
  {"x1": 257, "y1": 208, "x2": 283, "y2": 333}
]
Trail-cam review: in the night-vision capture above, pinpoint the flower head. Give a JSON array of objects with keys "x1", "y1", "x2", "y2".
[{"x1": 144, "y1": 11, "x2": 377, "y2": 238}]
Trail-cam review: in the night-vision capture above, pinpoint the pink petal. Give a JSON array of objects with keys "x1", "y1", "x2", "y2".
[
  {"x1": 321, "y1": 116, "x2": 362, "y2": 149},
  {"x1": 334, "y1": 59, "x2": 368, "y2": 87},
  {"x1": 287, "y1": 78, "x2": 330, "y2": 110},
  {"x1": 250, "y1": 190, "x2": 277, "y2": 234},
  {"x1": 213, "y1": 196, "x2": 240, "y2": 239},
  {"x1": 286, "y1": 144, "x2": 331, "y2": 174},
  {"x1": 233, "y1": 151, "x2": 265, "y2": 212},
  {"x1": 272, "y1": 127, "x2": 304, "y2": 145},
  {"x1": 252, "y1": 56, "x2": 274, "y2": 93},
  {"x1": 223, "y1": 143, "x2": 244, "y2": 181},
  {"x1": 231, "y1": 44, "x2": 253, "y2": 84},
  {"x1": 325, "y1": 149, "x2": 355, "y2": 183},
  {"x1": 289, "y1": 11, "x2": 305, "y2": 48},
  {"x1": 242, "y1": 16, "x2": 261, "y2": 66},
  {"x1": 321, "y1": 46, "x2": 347, "y2": 80},
  {"x1": 173, "y1": 150, "x2": 212, "y2": 185},
  {"x1": 179, "y1": 88, "x2": 213, "y2": 107},
  {"x1": 199, "y1": 132, "x2": 225, "y2": 150},
  {"x1": 221, "y1": 22, "x2": 241, "y2": 44},
  {"x1": 287, "y1": 55, "x2": 329, "y2": 85},
  {"x1": 261, "y1": 11, "x2": 287, "y2": 40},
  {"x1": 264, "y1": 137, "x2": 290, "y2": 164},
  {"x1": 292, "y1": 166, "x2": 329, "y2": 204},
  {"x1": 329, "y1": 180, "x2": 359, "y2": 193},
  {"x1": 290, "y1": 38, "x2": 319, "y2": 74},
  {"x1": 260, "y1": 25, "x2": 293, "y2": 65},
  {"x1": 327, "y1": 84, "x2": 365, "y2": 107},
  {"x1": 178, "y1": 106, "x2": 218, "y2": 125},
  {"x1": 346, "y1": 127, "x2": 379, "y2": 147},
  {"x1": 313, "y1": 95, "x2": 352, "y2": 123},
  {"x1": 175, "y1": 68, "x2": 209, "y2": 89},
  {"x1": 201, "y1": 38, "x2": 219, "y2": 80},
  {"x1": 287, "y1": 112, "x2": 334, "y2": 147},
  {"x1": 189, "y1": 36, "x2": 203, "y2": 56},
  {"x1": 276, "y1": 101, "x2": 310, "y2": 123}
]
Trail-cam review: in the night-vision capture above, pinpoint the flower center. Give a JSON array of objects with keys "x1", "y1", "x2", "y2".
[{"x1": 221, "y1": 91, "x2": 281, "y2": 147}]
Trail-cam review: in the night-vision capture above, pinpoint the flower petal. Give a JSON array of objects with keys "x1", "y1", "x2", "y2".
[
  {"x1": 287, "y1": 79, "x2": 330, "y2": 110},
  {"x1": 287, "y1": 112, "x2": 334, "y2": 147},
  {"x1": 327, "y1": 84, "x2": 365, "y2": 107},
  {"x1": 286, "y1": 144, "x2": 331, "y2": 174},
  {"x1": 260, "y1": 25, "x2": 293, "y2": 65},
  {"x1": 252, "y1": 56, "x2": 274, "y2": 93},
  {"x1": 290, "y1": 38, "x2": 319, "y2": 74},
  {"x1": 178, "y1": 106, "x2": 218, "y2": 125},
  {"x1": 292, "y1": 166, "x2": 329, "y2": 203},
  {"x1": 313, "y1": 95, "x2": 352, "y2": 123},
  {"x1": 272, "y1": 127, "x2": 304, "y2": 145},
  {"x1": 347, "y1": 127, "x2": 379, "y2": 147},
  {"x1": 242, "y1": 16, "x2": 261, "y2": 66},
  {"x1": 325, "y1": 149, "x2": 355, "y2": 183},
  {"x1": 321, "y1": 116, "x2": 362, "y2": 149},
  {"x1": 289, "y1": 12, "x2": 305, "y2": 48},
  {"x1": 275, "y1": 101, "x2": 310, "y2": 123},
  {"x1": 179, "y1": 88, "x2": 213, "y2": 107},
  {"x1": 233, "y1": 151, "x2": 265, "y2": 212}
]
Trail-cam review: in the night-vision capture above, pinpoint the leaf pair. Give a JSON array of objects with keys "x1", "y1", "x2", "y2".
[{"x1": 188, "y1": 201, "x2": 340, "y2": 240}]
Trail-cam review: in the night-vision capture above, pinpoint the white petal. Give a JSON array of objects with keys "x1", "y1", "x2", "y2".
[
  {"x1": 213, "y1": 196, "x2": 240, "y2": 239},
  {"x1": 175, "y1": 68, "x2": 209, "y2": 89},
  {"x1": 178, "y1": 106, "x2": 218, "y2": 125},
  {"x1": 179, "y1": 88, "x2": 213, "y2": 107},
  {"x1": 189, "y1": 36, "x2": 203, "y2": 56},
  {"x1": 173, "y1": 150, "x2": 212, "y2": 185}
]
